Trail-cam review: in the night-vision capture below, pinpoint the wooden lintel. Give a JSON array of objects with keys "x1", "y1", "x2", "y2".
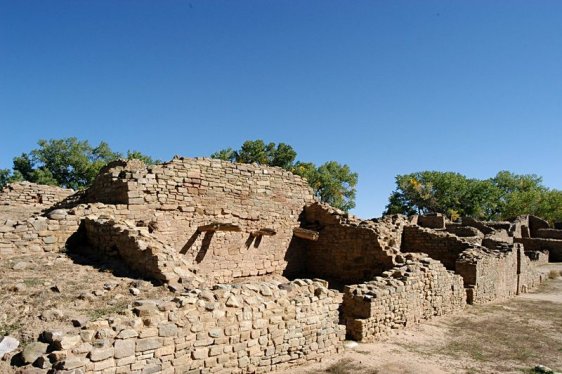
[
  {"x1": 293, "y1": 227, "x2": 319, "y2": 241},
  {"x1": 251, "y1": 228, "x2": 277, "y2": 237},
  {"x1": 198, "y1": 223, "x2": 242, "y2": 232}
]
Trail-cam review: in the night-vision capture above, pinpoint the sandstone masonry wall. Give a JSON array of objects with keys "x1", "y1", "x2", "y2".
[
  {"x1": 82, "y1": 157, "x2": 316, "y2": 283},
  {"x1": 302, "y1": 203, "x2": 407, "y2": 284},
  {"x1": 0, "y1": 181, "x2": 74, "y2": 207},
  {"x1": 43, "y1": 279, "x2": 345, "y2": 373},
  {"x1": 343, "y1": 254, "x2": 465, "y2": 342},
  {"x1": 516, "y1": 237, "x2": 562, "y2": 262},
  {"x1": 401, "y1": 226, "x2": 473, "y2": 270},
  {"x1": 82, "y1": 217, "x2": 202, "y2": 288},
  {"x1": 0, "y1": 203, "x2": 151, "y2": 257},
  {"x1": 455, "y1": 246, "x2": 520, "y2": 304}
]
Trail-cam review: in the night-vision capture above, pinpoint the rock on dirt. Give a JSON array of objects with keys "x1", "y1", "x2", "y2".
[{"x1": 0, "y1": 336, "x2": 19, "y2": 358}]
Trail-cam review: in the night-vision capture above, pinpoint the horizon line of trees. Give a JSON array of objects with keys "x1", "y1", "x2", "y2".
[
  {"x1": 384, "y1": 171, "x2": 562, "y2": 223},
  {"x1": 0, "y1": 138, "x2": 358, "y2": 211},
  {"x1": 2, "y1": 138, "x2": 560, "y2": 221},
  {"x1": 0, "y1": 138, "x2": 159, "y2": 191}
]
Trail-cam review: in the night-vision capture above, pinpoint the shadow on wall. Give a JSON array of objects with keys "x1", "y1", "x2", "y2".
[
  {"x1": 180, "y1": 231, "x2": 266, "y2": 264},
  {"x1": 64, "y1": 222, "x2": 148, "y2": 282}
]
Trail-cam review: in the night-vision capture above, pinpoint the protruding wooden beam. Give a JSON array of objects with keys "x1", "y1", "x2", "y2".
[
  {"x1": 198, "y1": 223, "x2": 241, "y2": 232},
  {"x1": 251, "y1": 228, "x2": 277, "y2": 237},
  {"x1": 293, "y1": 227, "x2": 319, "y2": 241}
]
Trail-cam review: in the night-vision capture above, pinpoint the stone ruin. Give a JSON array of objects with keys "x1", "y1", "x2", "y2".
[{"x1": 0, "y1": 156, "x2": 559, "y2": 373}]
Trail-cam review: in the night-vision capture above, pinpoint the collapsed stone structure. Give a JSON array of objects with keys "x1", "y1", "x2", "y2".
[{"x1": 0, "y1": 157, "x2": 558, "y2": 373}]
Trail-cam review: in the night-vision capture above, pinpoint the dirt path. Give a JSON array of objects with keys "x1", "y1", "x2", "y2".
[{"x1": 276, "y1": 264, "x2": 562, "y2": 374}]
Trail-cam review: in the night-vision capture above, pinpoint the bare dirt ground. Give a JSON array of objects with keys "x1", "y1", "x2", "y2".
[
  {"x1": 0, "y1": 249, "x2": 170, "y2": 372},
  {"x1": 276, "y1": 263, "x2": 562, "y2": 374}
]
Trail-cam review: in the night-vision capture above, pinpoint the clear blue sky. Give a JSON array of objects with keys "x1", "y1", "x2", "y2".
[{"x1": 1, "y1": 1, "x2": 561, "y2": 218}]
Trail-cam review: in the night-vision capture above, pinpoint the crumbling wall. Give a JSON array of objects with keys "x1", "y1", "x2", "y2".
[
  {"x1": 41, "y1": 280, "x2": 345, "y2": 373},
  {"x1": 82, "y1": 217, "x2": 202, "y2": 288},
  {"x1": 0, "y1": 181, "x2": 74, "y2": 207},
  {"x1": 0, "y1": 209, "x2": 82, "y2": 256},
  {"x1": 401, "y1": 226, "x2": 473, "y2": 270},
  {"x1": 343, "y1": 254, "x2": 465, "y2": 342},
  {"x1": 0, "y1": 203, "x2": 151, "y2": 257},
  {"x1": 302, "y1": 203, "x2": 407, "y2": 284}
]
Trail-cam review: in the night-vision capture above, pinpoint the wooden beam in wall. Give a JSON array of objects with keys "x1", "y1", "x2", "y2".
[
  {"x1": 198, "y1": 223, "x2": 242, "y2": 232},
  {"x1": 293, "y1": 227, "x2": 319, "y2": 241},
  {"x1": 251, "y1": 228, "x2": 277, "y2": 237}
]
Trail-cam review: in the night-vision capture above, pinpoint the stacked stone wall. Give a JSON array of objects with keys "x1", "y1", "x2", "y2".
[
  {"x1": 401, "y1": 226, "x2": 472, "y2": 270},
  {"x1": 516, "y1": 237, "x2": 562, "y2": 262},
  {"x1": 455, "y1": 247, "x2": 519, "y2": 304},
  {"x1": 82, "y1": 217, "x2": 201, "y2": 287},
  {"x1": 416, "y1": 214, "x2": 445, "y2": 229},
  {"x1": 42, "y1": 280, "x2": 345, "y2": 373},
  {"x1": 0, "y1": 204, "x2": 143, "y2": 257},
  {"x1": 303, "y1": 203, "x2": 407, "y2": 284},
  {"x1": 535, "y1": 228, "x2": 562, "y2": 240},
  {"x1": 343, "y1": 255, "x2": 465, "y2": 342},
  {"x1": 82, "y1": 157, "x2": 316, "y2": 283},
  {"x1": 0, "y1": 181, "x2": 74, "y2": 207}
]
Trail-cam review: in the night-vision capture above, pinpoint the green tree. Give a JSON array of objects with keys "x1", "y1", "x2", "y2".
[
  {"x1": 10, "y1": 138, "x2": 158, "y2": 190},
  {"x1": 212, "y1": 140, "x2": 358, "y2": 211},
  {"x1": 0, "y1": 169, "x2": 11, "y2": 190},
  {"x1": 126, "y1": 150, "x2": 160, "y2": 165},
  {"x1": 314, "y1": 161, "x2": 358, "y2": 211},
  {"x1": 384, "y1": 170, "x2": 561, "y2": 222},
  {"x1": 210, "y1": 148, "x2": 236, "y2": 162}
]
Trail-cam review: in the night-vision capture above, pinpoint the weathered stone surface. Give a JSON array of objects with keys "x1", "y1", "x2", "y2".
[
  {"x1": 0, "y1": 336, "x2": 19, "y2": 357},
  {"x1": 22, "y1": 342, "x2": 49, "y2": 364},
  {"x1": 114, "y1": 339, "x2": 135, "y2": 359}
]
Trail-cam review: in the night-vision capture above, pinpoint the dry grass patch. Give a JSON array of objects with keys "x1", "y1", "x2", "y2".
[
  {"x1": 439, "y1": 299, "x2": 562, "y2": 372},
  {"x1": 314, "y1": 358, "x2": 379, "y2": 374},
  {"x1": 548, "y1": 270, "x2": 560, "y2": 279}
]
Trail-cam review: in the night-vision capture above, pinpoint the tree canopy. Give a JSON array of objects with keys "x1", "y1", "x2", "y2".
[
  {"x1": 384, "y1": 170, "x2": 562, "y2": 222},
  {"x1": 211, "y1": 140, "x2": 358, "y2": 211},
  {"x1": 1, "y1": 138, "x2": 159, "y2": 190}
]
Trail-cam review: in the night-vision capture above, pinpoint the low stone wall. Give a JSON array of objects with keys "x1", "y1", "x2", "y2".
[
  {"x1": 516, "y1": 237, "x2": 562, "y2": 262},
  {"x1": 0, "y1": 181, "x2": 74, "y2": 207},
  {"x1": 303, "y1": 203, "x2": 407, "y2": 284},
  {"x1": 401, "y1": 226, "x2": 473, "y2": 270},
  {"x1": 41, "y1": 279, "x2": 345, "y2": 373},
  {"x1": 343, "y1": 254, "x2": 466, "y2": 342},
  {"x1": 0, "y1": 209, "x2": 81, "y2": 256},
  {"x1": 0, "y1": 204, "x2": 146, "y2": 257}
]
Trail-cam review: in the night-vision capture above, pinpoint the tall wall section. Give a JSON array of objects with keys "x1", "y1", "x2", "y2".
[{"x1": 81, "y1": 157, "x2": 316, "y2": 283}]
